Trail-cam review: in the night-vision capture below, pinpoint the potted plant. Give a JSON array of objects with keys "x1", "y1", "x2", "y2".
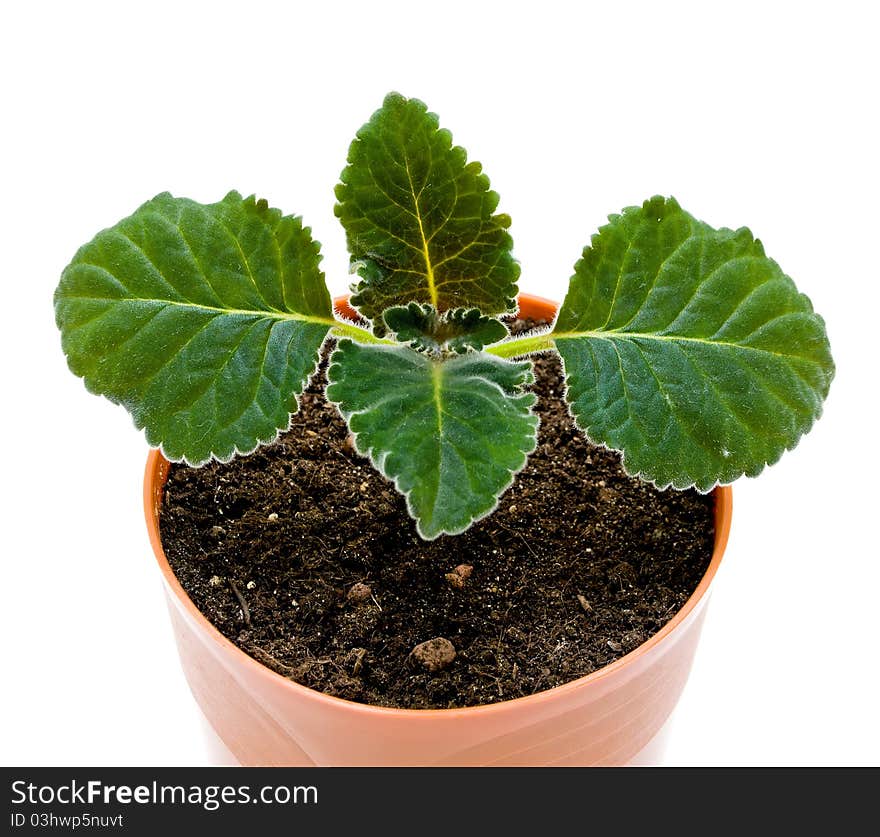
[{"x1": 54, "y1": 92, "x2": 833, "y2": 765}]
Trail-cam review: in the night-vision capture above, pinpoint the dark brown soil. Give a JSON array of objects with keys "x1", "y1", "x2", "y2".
[{"x1": 159, "y1": 321, "x2": 715, "y2": 709}]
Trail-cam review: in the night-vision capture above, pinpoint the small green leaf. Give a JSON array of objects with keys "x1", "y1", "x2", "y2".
[
  {"x1": 326, "y1": 341, "x2": 538, "y2": 539},
  {"x1": 54, "y1": 191, "x2": 334, "y2": 465},
  {"x1": 554, "y1": 196, "x2": 834, "y2": 490},
  {"x1": 335, "y1": 92, "x2": 519, "y2": 328},
  {"x1": 383, "y1": 303, "x2": 508, "y2": 354}
]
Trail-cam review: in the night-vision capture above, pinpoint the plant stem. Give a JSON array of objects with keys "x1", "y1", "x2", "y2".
[
  {"x1": 331, "y1": 318, "x2": 557, "y2": 354},
  {"x1": 330, "y1": 319, "x2": 394, "y2": 346},
  {"x1": 485, "y1": 332, "x2": 557, "y2": 358}
]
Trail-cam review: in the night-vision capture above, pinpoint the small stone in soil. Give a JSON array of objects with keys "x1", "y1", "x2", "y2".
[
  {"x1": 411, "y1": 637, "x2": 456, "y2": 673},
  {"x1": 346, "y1": 582, "x2": 372, "y2": 603},
  {"x1": 444, "y1": 563, "x2": 474, "y2": 589},
  {"x1": 267, "y1": 512, "x2": 279, "y2": 523}
]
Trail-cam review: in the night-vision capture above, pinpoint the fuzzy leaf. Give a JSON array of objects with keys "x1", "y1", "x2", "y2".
[
  {"x1": 54, "y1": 191, "x2": 334, "y2": 465},
  {"x1": 327, "y1": 341, "x2": 538, "y2": 539},
  {"x1": 383, "y1": 303, "x2": 508, "y2": 353},
  {"x1": 335, "y1": 92, "x2": 519, "y2": 328},
  {"x1": 554, "y1": 196, "x2": 834, "y2": 490}
]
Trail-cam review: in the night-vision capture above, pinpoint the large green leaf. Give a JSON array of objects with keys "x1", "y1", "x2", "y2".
[
  {"x1": 326, "y1": 341, "x2": 538, "y2": 539},
  {"x1": 554, "y1": 196, "x2": 834, "y2": 490},
  {"x1": 54, "y1": 191, "x2": 334, "y2": 465},
  {"x1": 335, "y1": 92, "x2": 519, "y2": 328}
]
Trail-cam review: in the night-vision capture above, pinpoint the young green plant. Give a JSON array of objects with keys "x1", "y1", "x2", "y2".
[{"x1": 54, "y1": 92, "x2": 834, "y2": 539}]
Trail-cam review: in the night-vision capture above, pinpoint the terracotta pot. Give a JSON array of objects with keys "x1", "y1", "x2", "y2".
[{"x1": 145, "y1": 293, "x2": 733, "y2": 766}]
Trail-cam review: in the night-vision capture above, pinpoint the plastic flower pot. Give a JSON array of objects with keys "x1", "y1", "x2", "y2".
[{"x1": 144, "y1": 293, "x2": 733, "y2": 766}]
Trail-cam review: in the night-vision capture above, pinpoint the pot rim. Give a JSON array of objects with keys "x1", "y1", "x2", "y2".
[{"x1": 145, "y1": 292, "x2": 733, "y2": 720}]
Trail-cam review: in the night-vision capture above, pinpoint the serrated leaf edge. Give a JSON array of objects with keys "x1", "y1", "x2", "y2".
[
  {"x1": 60, "y1": 321, "x2": 330, "y2": 469},
  {"x1": 54, "y1": 191, "x2": 342, "y2": 466},
  {"x1": 549, "y1": 196, "x2": 834, "y2": 491},
  {"x1": 382, "y1": 303, "x2": 509, "y2": 354},
  {"x1": 558, "y1": 339, "x2": 831, "y2": 492},
  {"x1": 336, "y1": 92, "x2": 519, "y2": 324},
  {"x1": 326, "y1": 340, "x2": 539, "y2": 539},
  {"x1": 160, "y1": 326, "x2": 328, "y2": 467}
]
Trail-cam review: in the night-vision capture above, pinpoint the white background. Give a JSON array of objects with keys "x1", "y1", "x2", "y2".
[{"x1": 2, "y1": 1, "x2": 877, "y2": 766}]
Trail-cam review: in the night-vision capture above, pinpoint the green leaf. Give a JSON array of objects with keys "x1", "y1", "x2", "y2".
[
  {"x1": 326, "y1": 341, "x2": 538, "y2": 539},
  {"x1": 554, "y1": 196, "x2": 834, "y2": 491},
  {"x1": 382, "y1": 303, "x2": 508, "y2": 354},
  {"x1": 54, "y1": 191, "x2": 334, "y2": 465},
  {"x1": 335, "y1": 92, "x2": 519, "y2": 328}
]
